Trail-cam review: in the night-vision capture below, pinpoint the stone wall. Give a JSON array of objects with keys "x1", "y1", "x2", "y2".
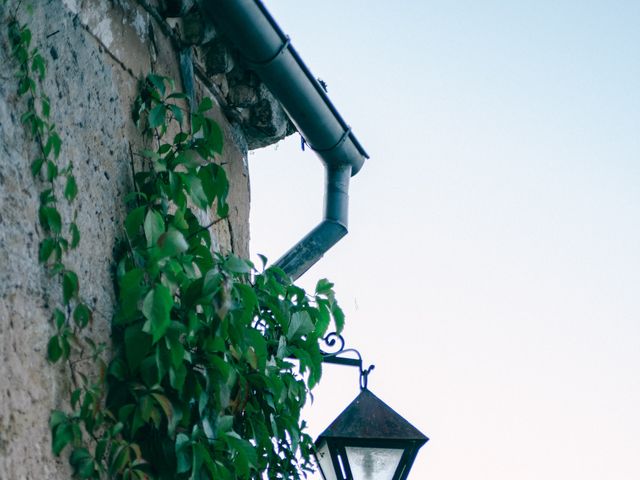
[{"x1": 0, "y1": 1, "x2": 290, "y2": 477}]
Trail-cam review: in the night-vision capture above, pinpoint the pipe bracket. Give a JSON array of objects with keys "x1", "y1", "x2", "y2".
[
  {"x1": 245, "y1": 36, "x2": 291, "y2": 68},
  {"x1": 308, "y1": 126, "x2": 352, "y2": 154}
]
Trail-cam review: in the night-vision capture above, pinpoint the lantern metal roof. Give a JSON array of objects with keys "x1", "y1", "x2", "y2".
[
  {"x1": 315, "y1": 389, "x2": 428, "y2": 480},
  {"x1": 319, "y1": 389, "x2": 428, "y2": 443}
]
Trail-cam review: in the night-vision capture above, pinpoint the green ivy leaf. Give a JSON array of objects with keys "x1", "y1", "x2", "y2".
[
  {"x1": 198, "y1": 163, "x2": 228, "y2": 212},
  {"x1": 143, "y1": 208, "x2": 165, "y2": 247},
  {"x1": 109, "y1": 442, "x2": 131, "y2": 475},
  {"x1": 94, "y1": 439, "x2": 108, "y2": 464},
  {"x1": 287, "y1": 311, "x2": 314, "y2": 341},
  {"x1": 173, "y1": 132, "x2": 189, "y2": 145},
  {"x1": 172, "y1": 208, "x2": 189, "y2": 230},
  {"x1": 158, "y1": 143, "x2": 172, "y2": 155},
  {"x1": 39, "y1": 237, "x2": 57, "y2": 263},
  {"x1": 169, "y1": 104, "x2": 183, "y2": 125},
  {"x1": 142, "y1": 284, "x2": 173, "y2": 343},
  {"x1": 41, "y1": 96, "x2": 50, "y2": 119},
  {"x1": 147, "y1": 74, "x2": 167, "y2": 97},
  {"x1": 52, "y1": 422, "x2": 73, "y2": 456},
  {"x1": 191, "y1": 112, "x2": 203, "y2": 135},
  {"x1": 12, "y1": 39, "x2": 28, "y2": 63},
  {"x1": 151, "y1": 392, "x2": 173, "y2": 424},
  {"x1": 158, "y1": 229, "x2": 189, "y2": 257},
  {"x1": 205, "y1": 117, "x2": 224, "y2": 155},
  {"x1": 47, "y1": 335, "x2": 63, "y2": 363},
  {"x1": 39, "y1": 188, "x2": 55, "y2": 205},
  {"x1": 62, "y1": 270, "x2": 79, "y2": 304},
  {"x1": 31, "y1": 157, "x2": 45, "y2": 176},
  {"x1": 175, "y1": 433, "x2": 191, "y2": 474},
  {"x1": 124, "y1": 191, "x2": 148, "y2": 204},
  {"x1": 140, "y1": 149, "x2": 160, "y2": 161},
  {"x1": 50, "y1": 410, "x2": 68, "y2": 430},
  {"x1": 125, "y1": 205, "x2": 146, "y2": 239},
  {"x1": 73, "y1": 303, "x2": 91, "y2": 328},
  {"x1": 313, "y1": 303, "x2": 331, "y2": 337},
  {"x1": 234, "y1": 283, "x2": 258, "y2": 325},
  {"x1": 197, "y1": 97, "x2": 213, "y2": 113},
  {"x1": 50, "y1": 262, "x2": 65, "y2": 276},
  {"x1": 117, "y1": 268, "x2": 147, "y2": 323},
  {"x1": 46, "y1": 132, "x2": 62, "y2": 159},
  {"x1": 71, "y1": 388, "x2": 81, "y2": 409},
  {"x1": 17, "y1": 76, "x2": 32, "y2": 95},
  {"x1": 181, "y1": 173, "x2": 208, "y2": 210},
  {"x1": 148, "y1": 104, "x2": 166, "y2": 129},
  {"x1": 224, "y1": 255, "x2": 252, "y2": 274},
  {"x1": 31, "y1": 52, "x2": 45, "y2": 80},
  {"x1": 53, "y1": 308, "x2": 65, "y2": 330},
  {"x1": 169, "y1": 363, "x2": 187, "y2": 393},
  {"x1": 244, "y1": 329, "x2": 267, "y2": 371},
  {"x1": 124, "y1": 323, "x2": 151, "y2": 372},
  {"x1": 315, "y1": 278, "x2": 334, "y2": 295},
  {"x1": 20, "y1": 109, "x2": 34, "y2": 125},
  {"x1": 39, "y1": 206, "x2": 61, "y2": 233},
  {"x1": 332, "y1": 303, "x2": 345, "y2": 334},
  {"x1": 224, "y1": 434, "x2": 257, "y2": 478},
  {"x1": 45, "y1": 160, "x2": 58, "y2": 181},
  {"x1": 69, "y1": 447, "x2": 94, "y2": 478},
  {"x1": 64, "y1": 174, "x2": 78, "y2": 201},
  {"x1": 175, "y1": 149, "x2": 203, "y2": 169},
  {"x1": 70, "y1": 222, "x2": 80, "y2": 249},
  {"x1": 303, "y1": 338, "x2": 324, "y2": 388},
  {"x1": 20, "y1": 27, "x2": 32, "y2": 47}
]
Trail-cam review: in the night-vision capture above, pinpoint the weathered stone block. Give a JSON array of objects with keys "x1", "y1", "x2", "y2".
[{"x1": 201, "y1": 36, "x2": 235, "y2": 75}]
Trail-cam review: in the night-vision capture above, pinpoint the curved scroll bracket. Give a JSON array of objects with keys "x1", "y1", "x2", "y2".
[{"x1": 320, "y1": 332, "x2": 375, "y2": 390}]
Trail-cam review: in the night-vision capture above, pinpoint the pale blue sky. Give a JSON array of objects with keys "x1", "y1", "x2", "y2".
[{"x1": 249, "y1": 2, "x2": 640, "y2": 478}]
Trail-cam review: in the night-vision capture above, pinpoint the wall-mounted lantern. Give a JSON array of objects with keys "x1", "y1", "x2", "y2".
[{"x1": 315, "y1": 334, "x2": 429, "y2": 480}]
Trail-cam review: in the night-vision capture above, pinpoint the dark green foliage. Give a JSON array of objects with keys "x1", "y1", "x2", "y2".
[
  {"x1": 8, "y1": 7, "x2": 345, "y2": 476},
  {"x1": 105, "y1": 75, "x2": 345, "y2": 479}
]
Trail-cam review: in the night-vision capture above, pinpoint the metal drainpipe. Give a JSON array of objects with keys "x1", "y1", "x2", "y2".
[
  {"x1": 276, "y1": 163, "x2": 352, "y2": 278},
  {"x1": 198, "y1": 0, "x2": 369, "y2": 280}
]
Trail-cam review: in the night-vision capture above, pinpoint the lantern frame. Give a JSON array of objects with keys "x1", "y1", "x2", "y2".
[
  {"x1": 314, "y1": 389, "x2": 428, "y2": 480},
  {"x1": 315, "y1": 437, "x2": 425, "y2": 480},
  {"x1": 313, "y1": 333, "x2": 429, "y2": 480}
]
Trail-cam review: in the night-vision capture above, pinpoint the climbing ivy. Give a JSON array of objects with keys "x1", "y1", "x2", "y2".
[
  {"x1": 6, "y1": 7, "x2": 345, "y2": 480},
  {"x1": 7, "y1": 9, "x2": 90, "y2": 364}
]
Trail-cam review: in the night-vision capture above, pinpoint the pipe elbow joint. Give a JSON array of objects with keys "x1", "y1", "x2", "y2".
[{"x1": 274, "y1": 220, "x2": 348, "y2": 280}]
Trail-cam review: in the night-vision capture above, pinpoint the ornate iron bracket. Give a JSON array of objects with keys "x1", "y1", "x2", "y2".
[{"x1": 320, "y1": 332, "x2": 375, "y2": 390}]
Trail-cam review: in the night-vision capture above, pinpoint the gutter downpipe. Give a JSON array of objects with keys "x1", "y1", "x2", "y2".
[{"x1": 197, "y1": 0, "x2": 369, "y2": 280}]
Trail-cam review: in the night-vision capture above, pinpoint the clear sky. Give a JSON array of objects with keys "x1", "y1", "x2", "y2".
[{"x1": 248, "y1": 2, "x2": 640, "y2": 478}]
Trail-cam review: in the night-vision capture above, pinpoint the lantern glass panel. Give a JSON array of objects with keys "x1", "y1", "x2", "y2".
[
  {"x1": 344, "y1": 446, "x2": 404, "y2": 480},
  {"x1": 316, "y1": 441, "x2": 339, "y2": 480}
]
